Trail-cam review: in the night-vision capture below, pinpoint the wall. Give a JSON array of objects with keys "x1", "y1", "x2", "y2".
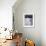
[
  {"x1": 41, "y1": 0, "x2": 46, "y2": 46},
  {"x1": 13, "y1": 0, "x2": 41, "y2": 46},
  {"x1": 0, "y1": 0, "x2": 16, "y2": 30}
]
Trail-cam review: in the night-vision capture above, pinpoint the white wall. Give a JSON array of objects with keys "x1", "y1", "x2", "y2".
[
  {"x1": 41, "y1": 0, "x2": 46, "y2": 46},
  {"x1": 13, "y1": 0, "x2": 41, "y2": 46},
  {"x1": 0, "y1": 0, "x2": 16, "y2": 30}
]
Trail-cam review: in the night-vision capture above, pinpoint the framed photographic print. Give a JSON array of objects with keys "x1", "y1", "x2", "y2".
[{"x1": 23, "y1": 13, "x2": 34, "y2": 27}]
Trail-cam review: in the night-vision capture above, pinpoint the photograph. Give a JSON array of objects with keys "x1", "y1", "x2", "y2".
[{"x1": 23, "y1": 13, "x2": 34, "y2": 27}]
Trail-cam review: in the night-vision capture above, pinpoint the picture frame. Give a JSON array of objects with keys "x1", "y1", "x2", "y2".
[{"x1": 23, "y1": 13, "x2": 34, "y2": 27}]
